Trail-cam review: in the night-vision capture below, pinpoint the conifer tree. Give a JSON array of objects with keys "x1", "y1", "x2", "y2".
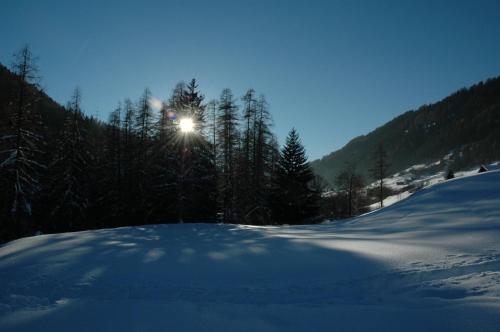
[
  {"x1": 207, "y1": 99, "x2": 218, "y2": 166},
  {"x1": 131, "y1": 88, "x2": 155, "y2": 219},
  {"x1": 99, "y1": 103, "x2": 123, "y2": 223},
  {"x1": 120, "y1": 98, "x2": 137, "y2": 223},
  {"x1": 0, "y1": 46, "x2": 45, "y2": 237},
  {"x1": 48, "y1": 88, "x2": 92, "y2": 231},
  {"x1": 184, "y1": 79, "x2": 206, "y2": 129},
  {"x1": 216, "y1": 88, "x2": 239, "y2": 222},
  {"x1": 271, "y1": 128, "x2": 319, "y2": 224},
  {"x1": 148, "y1": 100, "x2": 178, "y2": 224}
]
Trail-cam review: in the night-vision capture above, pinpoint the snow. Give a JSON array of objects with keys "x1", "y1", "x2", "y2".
[
  {"x1": 1, "y1": 171, "x2": 500, "y2": 331},
  {"x1": 367, "y1": 161, "x2": 500, "y2": 211}
]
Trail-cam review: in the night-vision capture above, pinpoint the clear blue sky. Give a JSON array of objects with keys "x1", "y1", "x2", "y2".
[{"x1": 1, "y1": 0, "x2": 500, "y2": 160}]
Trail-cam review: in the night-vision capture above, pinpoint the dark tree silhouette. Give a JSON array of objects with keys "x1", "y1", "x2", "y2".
[
  {"x1": 216, "y1": 88, "x2": 239, "y2": 223},
  {"x1": 0, "y1": 46, "x2": 45, "y2": 238},
  {"x1": 48, "y1": 88, "x2": 93, "y2": 231},
  {"x1": 271, "y1": 128, "x2": 319, "y2": 224}
]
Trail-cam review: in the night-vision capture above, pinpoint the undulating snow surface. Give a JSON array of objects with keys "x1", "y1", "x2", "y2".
[{"x1": 1, "y1": 171, "x2": 500, "y2": 331}]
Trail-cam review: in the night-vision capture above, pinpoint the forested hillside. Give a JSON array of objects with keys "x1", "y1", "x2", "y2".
[
  {"x1": 311, "y1": 77, "x2": 500, "y2": 185},
  {"x1": 0, "y1": 63, "x2": 104, "y2": 144},
  {"x1": 0, "y1": 48, "x2": 319, "y2": 241}
]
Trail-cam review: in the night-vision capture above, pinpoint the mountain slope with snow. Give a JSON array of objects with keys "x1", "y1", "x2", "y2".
[
  {"x1": 311, "y1": 76, "x2": 500, "y2": 185},
  {"x1": 1, "y1": 171, "x2": 500, "y2": 331}
]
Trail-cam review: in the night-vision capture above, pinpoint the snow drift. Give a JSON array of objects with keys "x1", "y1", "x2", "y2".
[{"x1": 1, "y1": 171, "x2": 500, "y2": 331}]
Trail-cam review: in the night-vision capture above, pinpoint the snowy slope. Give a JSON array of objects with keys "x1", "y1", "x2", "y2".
[
  {"x1": 367, "y1": 161, "x2": 500, "y2": 210},
  {"x1": 1, "y1": 171, "x2": 500, "y2": 331}
]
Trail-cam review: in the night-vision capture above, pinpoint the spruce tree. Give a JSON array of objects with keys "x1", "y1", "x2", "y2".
[{"x1": 271, "y1": 128, "x2": 319, "y2": 224}]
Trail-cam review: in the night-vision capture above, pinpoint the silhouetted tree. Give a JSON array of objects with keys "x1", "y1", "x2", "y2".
[
  {"x1": 271, "y1": 128, "x2": 319, "y2": 224},
  {"x1": 0, "y1": 46, "x2": 45, "y2": 238},
  {"x1": 48, "y1": 88, "x2": 92, "y2": 231},
  {"x1": 216, "y1": 89, "x2": 239, "y2": 222}
]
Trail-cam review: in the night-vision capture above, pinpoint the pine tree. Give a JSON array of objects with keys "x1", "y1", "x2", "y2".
[
  {"x1": 47, "y1": 88, "x2": 92, "y2": 231},
  {"x1": 216, "y1": 88, "x2": 239, "y2": 222},
  {"x1": 135, "y1": 88, "x2": 154, "y2": 162},
  {"x1": 120, "y1": 98, "x2": 137, "y2": 224},
  {"x1": 239, "y1": 93, "x2": 277, "y2": 224},
  {"x1": 132, "y1": 88, "x2": 155, "y2": 219},
  {"x1": 148, "y1": 100, "x2": 178, "y2": 224},
  {"x1": 108, "y1": 103, "x2": 122, "y2": 186},
  {"x1": 207, "y1": 99, "x2": 218, "y2": 167},
  {"x1": 177, "y1": 80, "x2": 216, "y2": 222},
  {"x1": 271, "y1": 128, "x2": 319, "y2": 224},
  {"x1": 0, "y1": 46, "x2": 45, "y2": 238},
  {"x1": 242, "y1": 89, "x2": 256, "y2": 173},
  {"x1": 184, "y1": 79, "x2": 206, "y2": 130},
  {"x1": 234, "y1": 89, "x2": 257, "y2": 222},
  {"x1": 99, "y1": 103, "x2": 123, "y2": 223}
]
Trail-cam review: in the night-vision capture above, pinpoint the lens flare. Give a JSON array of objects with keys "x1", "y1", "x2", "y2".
[{"x1": 179, "y1": 118, "x2": 194, "y2": 133}]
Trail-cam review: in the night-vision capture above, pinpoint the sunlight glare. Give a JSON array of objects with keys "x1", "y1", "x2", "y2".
[{"x1": 179, "y1": 118, "x2": 195, "y2": 133}]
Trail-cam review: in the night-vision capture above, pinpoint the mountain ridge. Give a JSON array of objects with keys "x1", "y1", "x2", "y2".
[{"x1": 311, "y1": 76, "x2": 500, "y2": 185}]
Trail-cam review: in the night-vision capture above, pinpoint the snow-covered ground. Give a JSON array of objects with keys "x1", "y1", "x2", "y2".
[
  {"x1": 367, "y1": 161, "x2": 500, "y2": 210},
  {"x1": 1, "y1": 171, "x2": 500, "y2": 331}
]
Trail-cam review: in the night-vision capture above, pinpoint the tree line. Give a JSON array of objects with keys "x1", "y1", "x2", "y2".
[{"x1": 0, "y1": 46, "x2": 320, "y2": 241}]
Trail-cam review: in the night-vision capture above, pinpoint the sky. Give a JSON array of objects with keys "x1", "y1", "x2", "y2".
[{"x1": 1, "y1": 0, "x2": 500, "y2": 160}]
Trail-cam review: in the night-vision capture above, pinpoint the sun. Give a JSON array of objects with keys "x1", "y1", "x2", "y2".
[{"x1": 179, "y1": 117, "x2": 195, "y2": 133}]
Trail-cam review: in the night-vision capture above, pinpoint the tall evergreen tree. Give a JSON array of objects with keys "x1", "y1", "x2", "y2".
[
  {"x1": 181, "y1": 81, "x2": 216, "y2": 222},
  {"x1": 271, "y1": 128, "x2": 319, "y2": 224},
  {"x1": 120, "y1": 98, "x2": 137, "y2": 224},
  {"x1": 131, "y1": 88, "x2": 155, "y2": 220},
  {"x1": 216, "y1": 88, "x2": 239, "y2": 222},
  {"x1": 207, "y1": 99, "x2": 218, "y2": 166},
  {"x1": 98, "y1": 103, "x2": 123, "y2": 224},
  {"x1": 184, "y1": 79, "x2": 206, "y2": 129},
  {"x1": 148, "y1": 99, "x2": 178, "y2": 224},
  {"x1": 0, "y1": 46, "x2": 45, "y2": 237},
  {"x1": 239, "y1": 93, "x2": 277, "y2": 224},
  {"x1": 47, "y1": 88, "x2": 92, "y2": 231}
]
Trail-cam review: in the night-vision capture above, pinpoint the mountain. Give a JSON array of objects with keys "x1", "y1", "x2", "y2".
[
  {"x1": 1, "y1": 170, "x2": 500, "y2": 331},
  {"x1": 0, "y1": 62, "x2": 106, "y2": 174},
  {"x1": 0, "y1": 63, "x2": 103, "y2": 144},
  {"x1": 311, "y1": 77, "x2": 500, "y2": 185}
]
